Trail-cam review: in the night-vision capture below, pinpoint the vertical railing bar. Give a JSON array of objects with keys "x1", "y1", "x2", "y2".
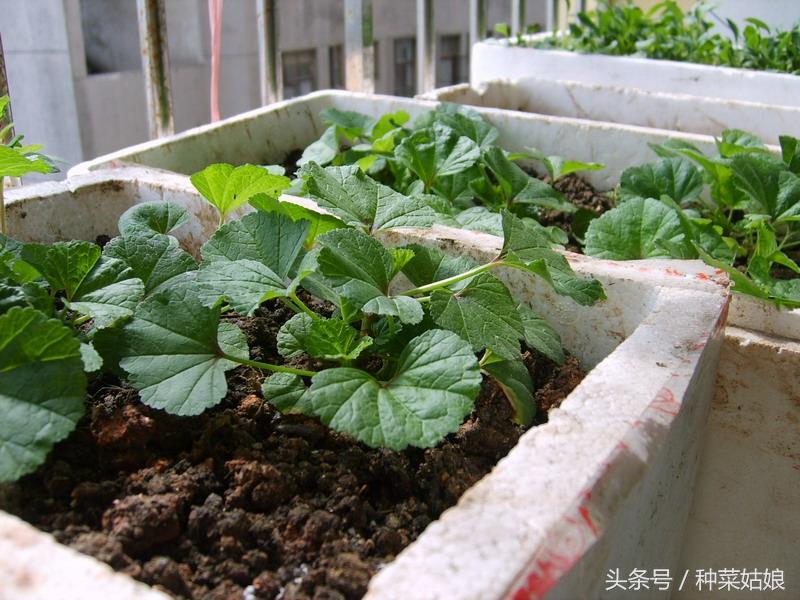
[
  {"x1": 511, "y1": 0, "x2": 527, "y2": 36},
  {"x1": 0, "y1": 34, "x2": 13, "y2": 144},
  {"x1": 345, "y1": 0, "x2": 375, "y2": 93},
  {"x1": 546, "y1": 0, "x2": 559, "y2": 32},
  {"x1": 0, "y1": 32, "x2": 20, "y2": 200},
  {"x1": 257, "y1": 0, "x2": 282, "y2": 104},
  {"x1": 137, "y1": 0, "x2": 174, "y2": 139},
  {"x1": 416, "y1": 0, "x2": 435, "y2": 94},
  {"x1": 469, "y1": 0, "x2": 487, "y2": 47}
]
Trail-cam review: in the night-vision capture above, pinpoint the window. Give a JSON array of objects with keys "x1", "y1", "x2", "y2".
[
  {"x1": 282, "y1": 49, "x2": 317, "y2": 99},
  {"x1": 80, "y1": 0, "x2": 141, "y2": 74},
  {"x1": 393, "y1": 37, "x2": 416, "y2": 97},
  {"x1": 329, "y1": 45, "x2": 344, "y2": 89},
  {"x1": 436, "y1": 34, "x2": 466, "y2": 87}
]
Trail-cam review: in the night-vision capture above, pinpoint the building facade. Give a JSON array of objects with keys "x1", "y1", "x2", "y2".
[{"x1": 1, "y1": 0, "x2": 547, "y2": 171}]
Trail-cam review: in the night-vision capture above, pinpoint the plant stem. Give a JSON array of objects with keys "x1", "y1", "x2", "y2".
[
  {"x1": 0, "y1": 175, "x2": 5, "y2": 236},
  {"x1": 359, "y1": 313, "x2": 375, "y2": 337},
  {"x1": 73, "y1": 315, "x2": 92, "y2": 326},
  {"x1": 777, "y1": 231, "x2": 800, "y2": 251},
  {"x1": 223, "y1": 353, "x2": 315, "y2": 377},
  {"x1": 401, "y1": 262, "x2": 495, "y2": 296},
  {"x1": 780, "y1": 239, "x2": 800, "y2": 251},
  {"x1": 288, "y1": 292, "x2": 320, "y2": 320}
]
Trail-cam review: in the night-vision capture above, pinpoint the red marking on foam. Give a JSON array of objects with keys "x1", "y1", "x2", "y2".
[
  {"x1": 513, "y1": 505, "x2": 599, "y2": 599},
  {"x1": 713, "y1": 296, "x2": 731, "y2": 336},
  {"x1": 665, "y1": 267, "x2": 684, "y2": 277},
  {"x1": 512, "y1": 589, "x2": 529, "y2": 600},
  {"x1": 650, "y1": 387, "x2": 680, "y2": 417},
  {"x1": 714, "y1": 269, "x2": 725, "y2": 275},
  {"x1": 691, "y1": 341, "x2": 707, "y2": 351},
  {"x1": 579, "y1": 505, "x2": 599, "y2": 536},
  {"x1": 510, "y1": 384, "x2": 689, "y2": 599},
  {"x1": 526, "y1": 548, "x2": 587, "y2": 599},
  {"x1": 696, "y1": 272, "x2": 711, "y2": 281}
]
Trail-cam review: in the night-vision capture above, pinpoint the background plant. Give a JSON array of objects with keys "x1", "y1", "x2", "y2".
[
  {"x1": 525, "y1": 1, "x2": 800, "y2": 75},
  {"x1": 0, "y1": 95, "x2": 58, "y2": 235},
  {"x1": 584, "y1": 130, "x2": 800, "y2": 307},
  {"x1": 298, "y1": 104, "x2": 605, "y2": 243}
]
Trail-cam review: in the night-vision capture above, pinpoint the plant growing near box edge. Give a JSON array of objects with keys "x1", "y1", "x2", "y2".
[
  {"x1": 585, "y1": 130, "x2": 800, "y2": 307},
  {"x1": 0, "y1": 95, "x2": 58, "y2": 235},
  {"x1": 0, "y1": 158, "x2": 605, "y2": 483},
  {"x1": 521, "y1": 1, "x2": 800, "y2": 75}
]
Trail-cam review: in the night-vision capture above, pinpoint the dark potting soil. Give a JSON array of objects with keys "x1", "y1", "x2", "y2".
[
  {"x1": 282, "y1": 150, "x2": 304, "y2": 178},
  {"x1": 538, "y1": 173, "x2": 616, "y2": 251},
  {"x1": 0, "y1": 295, "x2": 584, "y2": 600},
  {"x1": 549, "y1": 173, "x2": 615, "y2": 218}
]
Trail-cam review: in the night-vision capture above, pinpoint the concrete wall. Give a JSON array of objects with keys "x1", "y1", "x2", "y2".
[
  {"x1": 608, "y1": 0, "x2": 693, "y2": 9},
  {"x1": 604, "y1": 0, "x2": 800, "y2": 30},
  {"x1": 712, "y1": 0, "x2": 800, "y2": 31},
  {"x1": 0, "y1": 0, "x2": 85, "y2": 171}
]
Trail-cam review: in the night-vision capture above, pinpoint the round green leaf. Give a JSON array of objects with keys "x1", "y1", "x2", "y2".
[
  {"x1": 584, "y1": 197, "x2": 684, "y2": 260},
  {"x1": 304, "y1": 329, "x2": 481, "y2": 450},
  {"x1": 118, "y1": 287, "x2": 246, "y2": 416},
  {"x1": 117, "y1": 202, "x2": 190, "y2": 237},
  {"x1": 620, "y1": 158, "x2": 703, "y2": 205},
  {"x1": 0, "y1": 307, "x2": 85, "y2": 482}
]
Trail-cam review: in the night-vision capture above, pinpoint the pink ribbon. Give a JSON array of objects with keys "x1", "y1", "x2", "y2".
[{"x1": 209, "y1": 0, "x2": 224, "y2": 122}]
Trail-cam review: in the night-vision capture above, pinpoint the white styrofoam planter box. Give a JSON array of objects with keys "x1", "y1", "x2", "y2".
[
  {"x1": 3, "y1": 170, "x2": 729, "y2": 599},
  {"x1": 675, "y1": 325, "x2": 800, "y2": 600},
  {"x1": 419, "y1": 78, "x2": 800, "y2": 142},
  {"x1": 69, "y1": 90, "x2": 728, "y2": 192},
  {"x1": 471, "y1": 35, "x2": 800, "y2": 108},
  {"x1": 55, "y1": 92, "x2": 799, "y2": 594}
]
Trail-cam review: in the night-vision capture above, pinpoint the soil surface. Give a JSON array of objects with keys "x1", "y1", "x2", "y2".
[
  {"x1": 1, "y1": 298, "x2": 584, "y2": 600},
  {"x1": 282, "y1": 150, "x2": 304, "y2": 178},
  {"x1": 549, "y1": 173, "x2": 615, "y2": 217},
  {"x1": 538, "y1": 174, "x2": 616, "y2": 251}
]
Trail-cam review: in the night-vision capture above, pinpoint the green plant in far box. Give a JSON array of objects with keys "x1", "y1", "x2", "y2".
[
  {"x1": 0, "y1": 95, "x2": 58, "y2": 235},
  {"x1": 493, "y1": 22, "x2": 542, "y2": 44},
  {"x1": 298, "y1": 104, "x2": 606, "y2": 245},
  {"x1": 527, "y1": 1, "x2": 800, "y2": 75},
  {"x1": 585, "y1": 129, "x2": 800, "y2": 307},
  {"x1": 297, "y1": 107, "x2": 412, "y2": 174}
]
